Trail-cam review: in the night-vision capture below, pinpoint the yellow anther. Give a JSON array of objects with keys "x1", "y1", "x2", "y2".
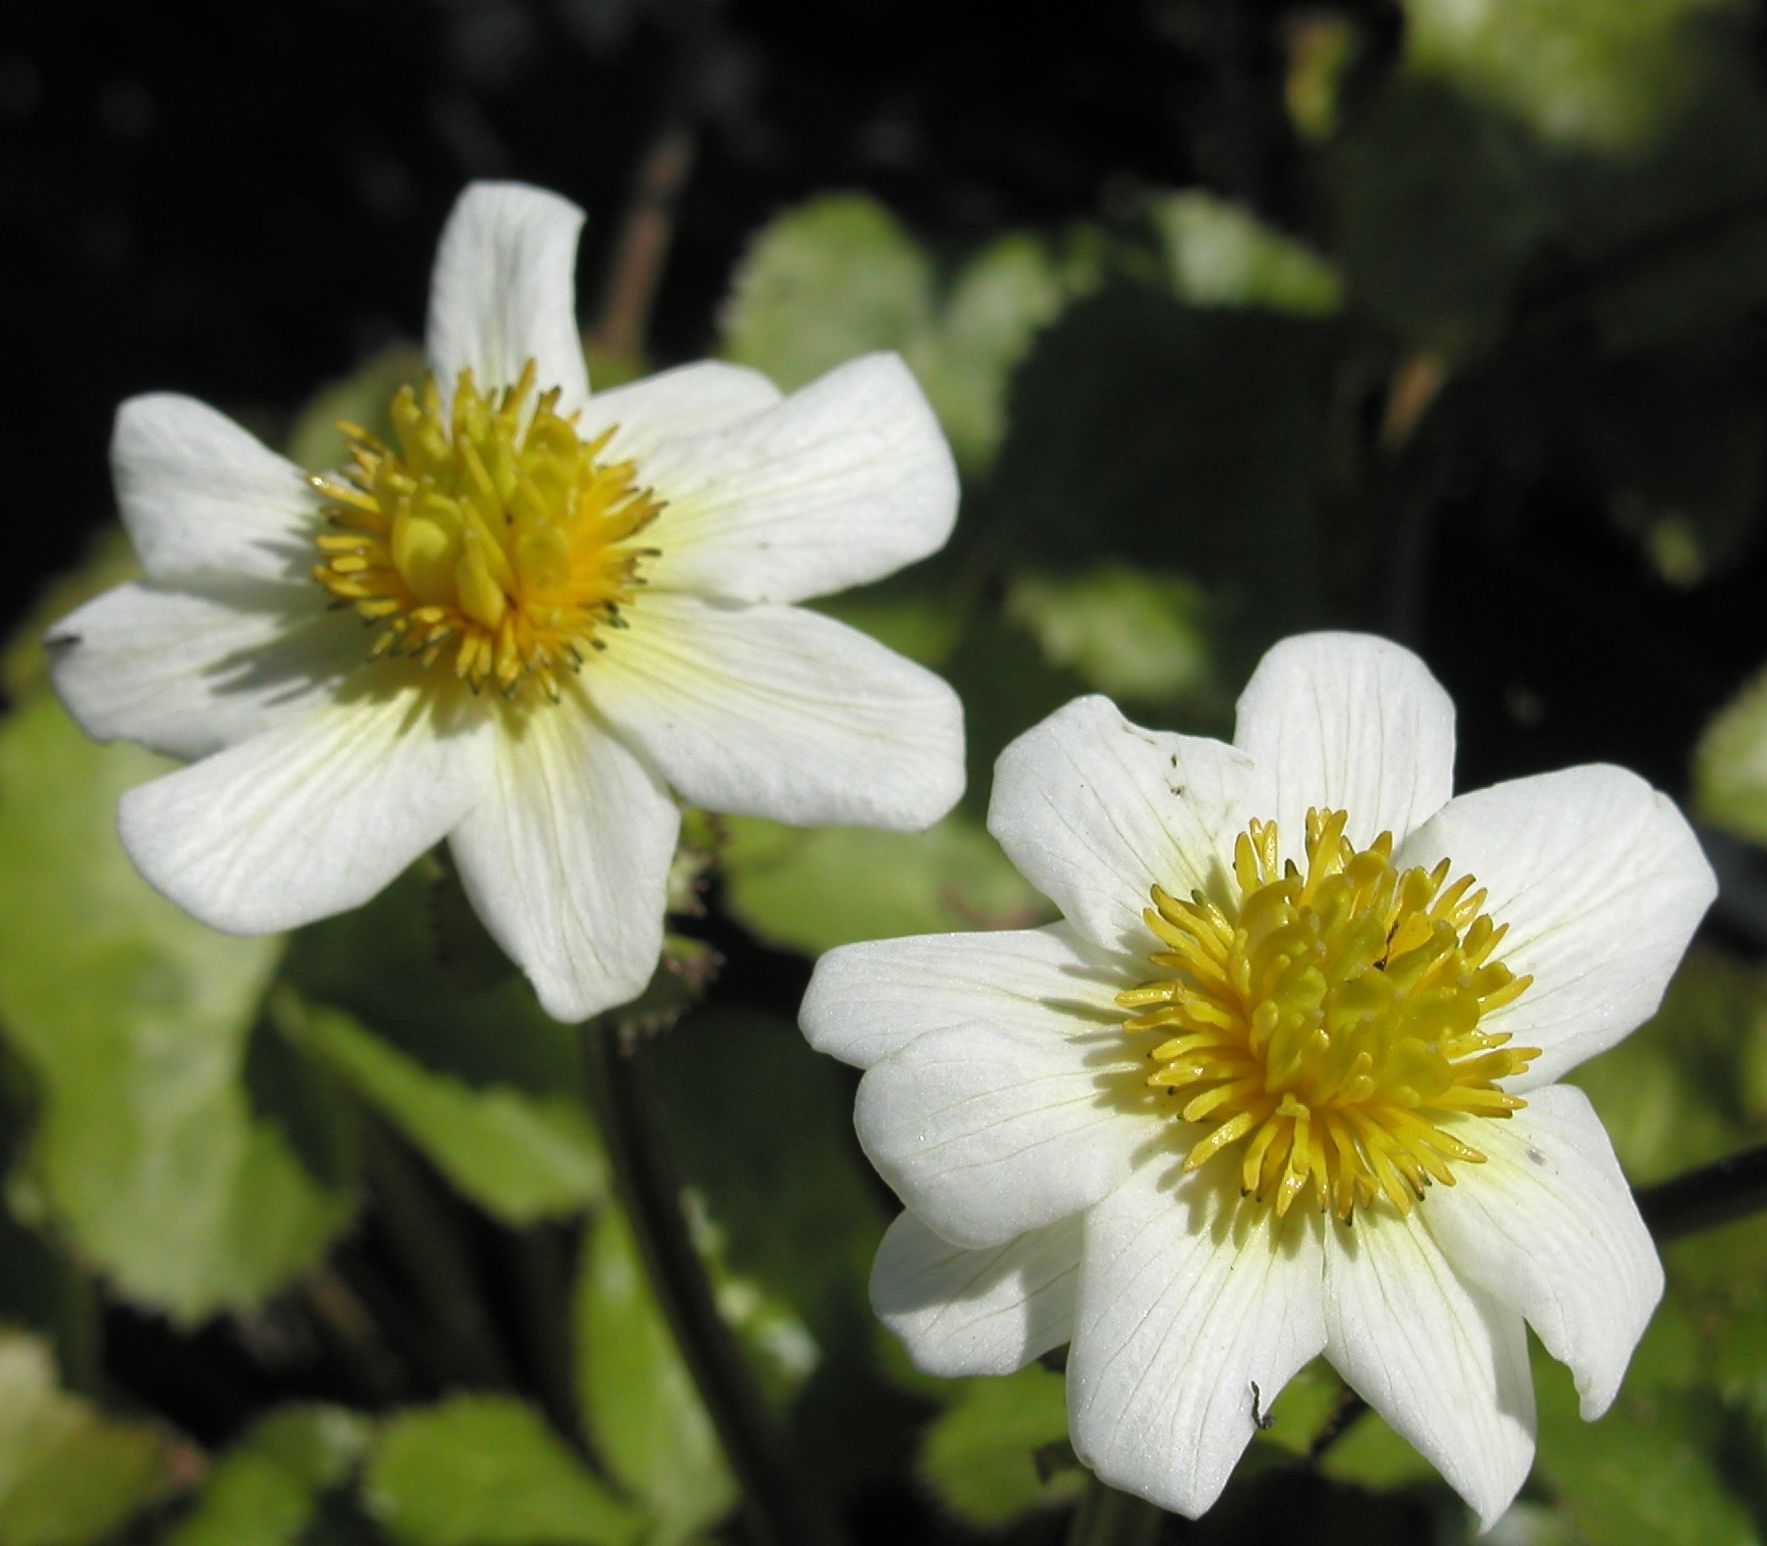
[
  {"x1": 1120, "y1": 809, "x2": 1539, "y2": 1221},
  {"x1": 311, "y1": 359, "x2": 662, "y2": 701}
]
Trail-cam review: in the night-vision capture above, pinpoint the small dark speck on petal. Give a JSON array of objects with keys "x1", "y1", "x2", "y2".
[{"x1": 1526, "y1": 1145, "x2": 1546, "y2": 1166}]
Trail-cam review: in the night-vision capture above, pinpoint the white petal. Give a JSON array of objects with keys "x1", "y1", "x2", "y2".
[
  {"x1": 853, "y1": 1019, "x2": 1158, "y2": 1250},
  {"x1": 580, "y1": 360, "x2": 783, "y2": 462},
  {"x1": 112, "y1": 395, "x2": 321, "y2": 585},
  {"x1": 1067, "y1": 1164, "x2": 1326, "y2": 1519},
  {"x1": 800, "y1": 922, "x2": 1129, "y2": 1070},
  {"x1": 118, "y1": 688, "x2": 492, "y2": 934},
  {"x1": 987, "y1": 695, "x2": 1254, "y2": 956},
  {"x1": 1234, "y1": 633, "x2": 1455, "y2": 856},
  {"x1": 870, "y1": 1210, "x2": 1082, "y2": 1377},
  {"x1": 1322, "y1": 1214, "x2": 1536, "y2": 1530},
  {"x1": 1397, "y1": 765, "x2": 1715, "y2": 1087},
  {"x1": 48, "y1": 582, "x2": 354, "y2": 760},
  {"x1": 590, "y1": 596, "x2": 963, "y2": 830},
  {"x1": 449, "y1": 700, "x2": 680, "y2": 1023},
  {"x1": 640, "y1": 354, "x2": 958, "y2": 604},
  {"x1": 426, "y1": 182, "x2": 589, "y2": 416},
  {"x1": 1424, "y1": 1086, "x2": 1663, "y2": 1420}
]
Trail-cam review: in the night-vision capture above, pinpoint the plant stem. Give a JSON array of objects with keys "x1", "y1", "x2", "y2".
[
  {"x1": 580, "y1": 1025, "x2": 844, "y2": 1546},
  {"x1": 1637, "y1": 1143, "x2": 1767, "y2": 1243},
  {"x1": 1065, "y1": 1473, "x2": 1171, "y2": 1546}
]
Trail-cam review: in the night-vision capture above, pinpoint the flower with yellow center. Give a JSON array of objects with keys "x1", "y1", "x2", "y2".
[
  {"x1": 49, "y1": 182, "x2": 965, "y2": 1021},
  {"x1": 801, "y1": 634, "x2": 1715, "y2": 1528}
]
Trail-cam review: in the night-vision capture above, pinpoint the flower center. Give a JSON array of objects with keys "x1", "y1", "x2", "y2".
[
  {"x1": 311, "y1": 361, "x2": 662, "y2": 701},
  {"x1": 1119, "y1": 809, "x2": 1539, "y2": 1220}
]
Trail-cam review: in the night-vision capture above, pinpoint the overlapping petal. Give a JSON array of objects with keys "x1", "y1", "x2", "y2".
[
  {"x1": 871, "y1": 1211, "x2": 1082, "y2": 1377},
  {"x1": 112, "y1": 395, "x2": 321, "y2": 586},
  {"x1": 1067, "y1": 1164, "x2": 1326, "y2": 1519},
  {"x1": 1235, "y1": 632, "x2": 1456, "y2": 856},
  {"x1": 1424, "y1": 1085, "x2": 1663, "y2": 1419},
  {"x1": 855, "y1": 1019, "x2": 1156, "y2": 1249},
  {"x1": 426, "y1": 181, "x2": 590, "y2": 416},
  {"x1": 449, "y1": 699, "x2": 681, "y2": 1023},
  {"x1": 48, "y1": 581, "x2": 350, "y2": 761},
  {"x1": 1398, "y1": 764, "x2": 1715, "y2": 1086},
  {"x1": 641, "y1": 354, "x2": 957, "y2": 605},
  {"x1": 1322, "y1": 1214, "x2": 1536, "y2": 1530},
  {"x1": 591, "y1": 594, "x2": 963, "y2": 831},
  {"x1": 118, "y1": 688, "x2": 493, "y2": 935},
  {"x1": 581, "y1": 360, "x2": 783, "y2": 462},
  {"x1": 801, "y1": 922, "x2": 1127, "y2": 1070},
  {"x1": 987, "y1": 695, "x2": 1253, "y2": 956}
]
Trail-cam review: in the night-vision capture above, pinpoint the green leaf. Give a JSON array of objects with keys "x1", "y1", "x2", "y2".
[
  {"x1": 365, "y1": 1397, "x2": 644, "y2": 1546},
  {"x1": 1149, "y1": 190, "x2": 1343, "y2": 315},
  {"x1": 1696, "y1": 661, "x2": 1767, "y2": 846},
  {"x1": 1534, "y1": 1314, "x2": 1758, "y2": 1546},
  {"x1": 1406, "y1": 0, "x2": 1727, "y2": 155},
  {"x1": 284, "y1": 344, "x2": 427, "y2": 474},
  {"x1": 276, "y1": 995, "x2": 603, "y2": 1226},
  {"x1": 911, "y1": 232, "x2": 1078, "y2": 469},
  {"x1": 648, "y1": 1011, "x2": 894, "y2": 1502},
  {"x1": 1004, "y1": 564, "x2": 1226, "y2": 712},
  {"x1": 989, "y1": 286, "x2": 1334, "y2": 632},
  {"x1": 164, "y1": 1405, "x2": 372, "y2": 1546},
  {"x1": 917, "y1": 1366, "x2": 1083, "y2": 1528},
  {"x1": 1570, "y1": 946, "x2": 1766, "y2": 1185},
  {"x1": 722, "y1": 195, "x2": 935, "y2": 394},
  {"x1": 720, "y1": 812, "x2": 1049, "y2": 956},
  {"x1": 1, "y1": 529, "x2": 139, "y2": 701},
  {"x1": 283, "y1": 872, "x2": 608, "y2": 1223},
  {"x1": 0, "y1": 1330, "x2": 168, "y2": 1546},
  {"x1": 574, "y1": 1206, "x2": 735, "y2": 1544},
  {"x1": 0, "y1": 692, "x2": 355, "y2": 1319},
  {"x1": 722, "y1": 193, "x2": 1101, "y2": 470}
]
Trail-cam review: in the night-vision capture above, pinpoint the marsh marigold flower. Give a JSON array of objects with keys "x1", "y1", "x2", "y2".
[
  {"x1": 801, "y1": 633, "x2": 1714, "y2": 1527},
  {"x1": 51, "y1": 182, "x2": 964, "y2": 1020}
]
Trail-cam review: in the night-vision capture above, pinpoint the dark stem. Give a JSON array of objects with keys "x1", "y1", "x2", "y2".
[
  {"x1": 1636, "y1": 1143, "x2": 1767, "y2": 1243},
  {"x1": 1064, "y1": 1473, "x2": 1172, "y2": 1546},
  {"x1": 580, "y1": 1025, "x2": 844, "y2": 1546},
  {"x1": 1307, "y1": 1384, "x2": 1368, "y2": 1461},
  {"x1": 589, "y1": 0, "x2": 718, "y2": 360}
]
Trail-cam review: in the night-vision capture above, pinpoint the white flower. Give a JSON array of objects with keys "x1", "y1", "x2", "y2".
[
  {"x1": 800, "y1": 633, "x2": 1715, "y2": 1528},
  {"x1": 50, "y1": 181, "x2": 964, "y2": 1022}
]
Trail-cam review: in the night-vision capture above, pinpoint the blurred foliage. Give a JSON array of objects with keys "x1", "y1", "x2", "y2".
[
  {"x1": 0, "y1": 1330, "x2": 168, "y2": 1546},
  {"x1": 8, "y1": 0, "x2": 1767, "y2": 1542}
]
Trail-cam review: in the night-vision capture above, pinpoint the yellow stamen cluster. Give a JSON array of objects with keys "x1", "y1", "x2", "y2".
[
  {"x1": 312, "y1": 360, "x2": 662, "y2": 701},
  {"x1": 1120, "y1": 810, "x2": 1538, "y2": 1220}
]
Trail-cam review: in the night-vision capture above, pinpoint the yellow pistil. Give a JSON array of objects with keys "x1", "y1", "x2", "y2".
[
  {"x1": 1120, "y1": 809, "x2": 1539, "y2": 1220},
  {"x1": 311, "y1": 360, "x2": 662, "y2": 701}
]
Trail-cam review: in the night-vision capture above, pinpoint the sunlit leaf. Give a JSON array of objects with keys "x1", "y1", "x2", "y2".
[
  {"x1": 0, "y1": 1330, "x2": 168, "y2": 1546},
  {"x1": 0, "y1": 692, "x2": 354, "y2": 1319},
  {"x1": 917, "y1": 1366, "x2": 1083, "y2": 1528},
  {"x1": 276, "y1": 995, "x2": 604, "y2": 1225},
  {"x1": 722, "y1": 192, "x2": 1102, "y2": 471},
  {"x1": 1150, "y1": 190, "x2": 1343, "y2": 315},
  {"x1": 365, "y1": 1396, "x2": 644, "y2": 1546},
  {"x1": 1695, "y1": 661, "x2": 1767, "y2": 846},
  {"x1": 722, "y1": 195, "x2": 933, "y2": 393},
  {"x1": 1571, "y1": 946, "x2": 1765, "y2": 1186},
  {"x1": 1004, "y1": 563, "x2": 1225, "y2": 711},
  {"x1": 164, "y1": 1405, "x2": 371, "y2": 1546},
  {"x1": 720, "y1": 812, "x2": 1048, "y2": 956},
  {"x1": 575, "y1": 1205, "x2": 735, "y2": 1544}
]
